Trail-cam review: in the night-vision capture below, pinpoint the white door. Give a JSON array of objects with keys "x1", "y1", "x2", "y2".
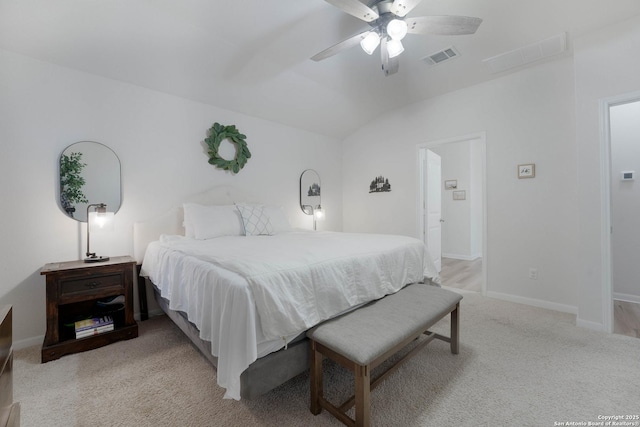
[{"x1": 425, "y1": 149, "x2": 442, "y2": 272}]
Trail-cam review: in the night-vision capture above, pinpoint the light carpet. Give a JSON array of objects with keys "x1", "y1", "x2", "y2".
[{"x1": 15, "y1": 291, "x2": 640, "y2": 427}]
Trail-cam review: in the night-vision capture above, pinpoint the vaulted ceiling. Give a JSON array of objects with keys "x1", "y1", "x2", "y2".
[{"x1": 2, "y1": 0, "x2": 640, "y2": 139}]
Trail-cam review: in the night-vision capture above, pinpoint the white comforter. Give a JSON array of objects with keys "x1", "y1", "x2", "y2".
[{"x1": 141, "y1": 231, "x2": 438, "y2": 400}]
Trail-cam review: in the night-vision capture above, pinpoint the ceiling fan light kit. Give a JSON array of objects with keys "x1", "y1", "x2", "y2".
[
  {"x1": 387, "y1": 19, "x2": 408, "y2": 40},
  {"x1": 358, "y1": 19, "x2": 406, "y2": 56},
  {"x1": 313, "y1": 0, "x2": 482, "y2": 76},
  {"x1": 361, "y1": 32, "x2": 381, "y2": 55},
  {"x1": 387, "y1": 39, "x2": 404, "y2": 58}
]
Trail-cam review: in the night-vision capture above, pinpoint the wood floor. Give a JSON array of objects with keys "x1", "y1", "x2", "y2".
[
  {"x1": 440, "y1": 257, "x2": 640, "y2": 340},
  {"x1": 613, "y1": 300, "x2": 640, "y2": 339},
  {"x1": 439, "y1": 257, "x2": 482, "y2": 292}
]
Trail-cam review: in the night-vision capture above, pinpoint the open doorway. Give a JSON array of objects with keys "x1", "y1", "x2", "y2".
[
  {"x1": 418, "y1": 133, "x2": 487, "y2": 294},
  {"x1": 608, "y1": 98, "x2": 640, "y2": 339}
]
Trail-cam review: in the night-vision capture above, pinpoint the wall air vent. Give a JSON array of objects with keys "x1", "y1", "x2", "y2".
[
  {"x1": 421, "y1": 46, "x2": 460, "y2": 67},
  {"x1": 483, "y1": 33, "x2": 567, "y2": 74}
]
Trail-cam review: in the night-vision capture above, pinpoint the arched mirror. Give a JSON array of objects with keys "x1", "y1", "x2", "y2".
[
  {"x1": 300, "y1": 169, "x2": 321, "y2": 215},
  {"x1": 59, "y1": 141, "x2": 121, "y2": 222}
]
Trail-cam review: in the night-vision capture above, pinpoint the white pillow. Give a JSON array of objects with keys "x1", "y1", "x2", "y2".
[
  {"x1": 183, "y1": 203, "x2": 244, "y2": 239},
  {"x1": 236, "y1": 204, "x2": 274, "y2": 236},
  {"x1": 183, "y1": 205, "x2": 195, "y2": 238},
  {"x1": 263, "y1": 205, "x2": 292, "y2": 234}
]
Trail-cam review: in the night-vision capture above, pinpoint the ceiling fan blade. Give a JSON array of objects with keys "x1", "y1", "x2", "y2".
[
  {"x1": 390, "y1": 0, "x2": 423, "y2": 17},
  {"x1": 325, "y1": 0, "x2": 379, "y2": 22},
  {"x1": 380, "y1": 38, "x2": 399, "y2": 76},
  {"x1": 406, "y1": 16, "x2": 483, "y2": 35},
  {"x1": 311, "y1": 30, "x2": 371, "y2": 61}
]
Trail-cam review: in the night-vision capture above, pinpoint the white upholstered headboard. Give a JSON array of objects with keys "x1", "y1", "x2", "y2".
[{"x1": 133, "y1": 186, "x2": 254, "y2": 263}]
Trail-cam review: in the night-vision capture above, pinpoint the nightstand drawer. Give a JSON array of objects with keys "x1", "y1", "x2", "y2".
[{"x1": 59, "y1": 274, "x2": 124, "y2": 299}]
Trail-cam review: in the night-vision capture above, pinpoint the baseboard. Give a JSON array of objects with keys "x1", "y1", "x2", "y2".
[
  {"x1": 442, "y1": 253, "x2": 482, "y2": 261},
  {"x1": 613, "y1": 292, "x2": 640, "y2": 304},
  {"x1": 486, "y1": 291, "x2": 577, "y2": 315},
  {"x1": 14, "y1": 335, "x2": 44, "y2": 351},
  {"x1": 576, "y1": 318, "x2": 606, "y2": 332}
]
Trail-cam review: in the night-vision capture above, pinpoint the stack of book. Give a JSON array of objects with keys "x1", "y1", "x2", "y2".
[{"x1": 74, "y1": 316, "x2": 114, "y2": 339}]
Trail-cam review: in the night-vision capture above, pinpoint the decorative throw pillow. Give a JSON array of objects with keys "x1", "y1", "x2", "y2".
[
  {"x1": 236, "y1": 204, "x2": 275, "y2": 236},
  {"x1": 263, "y1": 205, "x2": 292, "y2": 234}
]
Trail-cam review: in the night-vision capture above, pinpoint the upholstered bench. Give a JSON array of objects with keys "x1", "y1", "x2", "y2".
[{"x1": 306, "y1": 284, "x2": 462, "y2": 427}]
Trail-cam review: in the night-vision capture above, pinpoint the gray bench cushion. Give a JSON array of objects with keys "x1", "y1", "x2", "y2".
[{"x1": 307, "y1": 284, "x2": 462, "y2": 366}]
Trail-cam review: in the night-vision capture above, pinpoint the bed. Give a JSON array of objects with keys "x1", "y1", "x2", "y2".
[{"x1": 134, "y1": 186, "x2": 439, "y2": 401}]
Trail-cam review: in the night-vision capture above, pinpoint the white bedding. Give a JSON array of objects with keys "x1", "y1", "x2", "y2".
[{"x1": 141, "y1": 231, "x2": 438, "y2": 400}]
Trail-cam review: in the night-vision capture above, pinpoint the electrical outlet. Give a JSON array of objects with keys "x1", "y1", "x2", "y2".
[{"x1": 529, "y1": 268, "x2": 538, "y2": 280}]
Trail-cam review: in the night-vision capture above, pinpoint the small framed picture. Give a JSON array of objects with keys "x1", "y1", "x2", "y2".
[
  {"x1": 453, "y1": 190, "x2": 466, "y2": 201},
  {"x1": 444, "y1": 180, "x2": 458, "y2": 190},
  {"x1": 518, "y1": 164, "x2": 535, "y2": 179}
]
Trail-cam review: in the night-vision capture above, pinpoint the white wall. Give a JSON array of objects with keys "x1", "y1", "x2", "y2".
[
  {"x1": 573, "y1": 14, "x2": 640, "y2": 329},
  {"x1": 0, "y1": 49, "x2": 343, "y2": 345},
  {"x1": 610, "y1": 101, "x2": 640, "y2": 301},
  {"x1": 431, "y1": 140, "x2": 482, "y2": 260},
  {"x1": 343, "y1": 56, "x2": 578, "y2": 313}
]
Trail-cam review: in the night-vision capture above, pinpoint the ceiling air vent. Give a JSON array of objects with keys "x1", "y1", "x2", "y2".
[
  {"x1": 421, "y1": 46, "x2": 460, "y2": 67},
  {"x1": 483, "y1": 33, "x2": 567, "y2": 74}
]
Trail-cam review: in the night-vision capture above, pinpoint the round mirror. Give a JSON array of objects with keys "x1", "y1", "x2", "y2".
[
  {"x1": 300, "y1": 169, "x2": 321, "y2": 215},
  {"x1": 59, "y1": 141, "x2": 121, "y2": 222}
]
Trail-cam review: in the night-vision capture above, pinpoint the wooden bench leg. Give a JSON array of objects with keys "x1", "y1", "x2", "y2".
[
  {"x1": 355, "y1": 364, "x2": 370, "y2": 427},
  {"x1": 310, "y1": 340, "x2": 323, "y2": 415},
  {"x1": 450, "y1": 303, "x2": 460, "y2": 355}
]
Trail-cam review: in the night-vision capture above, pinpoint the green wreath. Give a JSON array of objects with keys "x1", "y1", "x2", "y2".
[{"x1": 204, "y1": 123, "x2": 251, "y2": 173}]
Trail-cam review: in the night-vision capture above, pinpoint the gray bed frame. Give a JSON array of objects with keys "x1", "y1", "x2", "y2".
[
  {"x1": 151, "y1": 283, "x2": 309, "y2": 399},
  {"x1": 133, "y1": 186, "x2": 312, "y2": 399}
]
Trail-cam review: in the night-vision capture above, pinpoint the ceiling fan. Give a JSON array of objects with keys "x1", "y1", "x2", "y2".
[{"x1": 311, "y1": 0, "x2": 482, "y2": 76}]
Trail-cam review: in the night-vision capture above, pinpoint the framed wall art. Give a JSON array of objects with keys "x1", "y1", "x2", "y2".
[
  {"x1": 444, "y1": 180, "x2": 457, "y2": 190},
  {"x1": 453, "y1": 190, "x2": 466, "y2": 201},
  {"x1": 518, "y1": 163, "x2": 535, "y2": 179}
]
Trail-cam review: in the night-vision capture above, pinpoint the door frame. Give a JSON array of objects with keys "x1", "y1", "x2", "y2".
[
  {"x1": 417, "y1": 131, "x2": 488, "y2": 295},
  {"x1": 599, "y1": 91, "x2": 640, "y2": 333}
]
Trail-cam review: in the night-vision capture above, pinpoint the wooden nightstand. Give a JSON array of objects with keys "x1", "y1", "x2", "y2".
[
  {"x1": 1, "y1": 306, "x2": 20, "y2": 427},
  {"x1": 40, "y1": 256, "x2": 138, "y2": 363}
]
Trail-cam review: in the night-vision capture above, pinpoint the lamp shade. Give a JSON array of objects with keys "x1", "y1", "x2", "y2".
[
  {"x1": 314, "y1": 206, "x2": 325, "y2": 221},
  {"x1": 360, "y1": 32, "x2": 380, "y2": 55},
  {"x1": 387, "y1": 19, "x2": 408, "y2": 40},
  {"x1": 88, "y1": 211, "x2": 114, "y2": 231},
  {"x1": 85, "y1": 203, "x2": 113, "y2": 263},
  {"x1": 387, "y1": 39, "x2": 404, "y2": 58}
]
